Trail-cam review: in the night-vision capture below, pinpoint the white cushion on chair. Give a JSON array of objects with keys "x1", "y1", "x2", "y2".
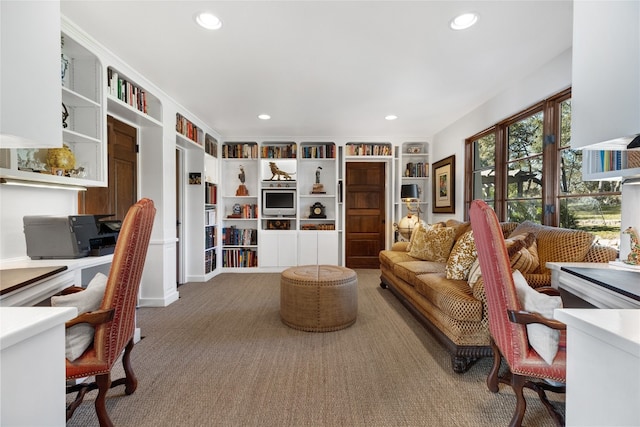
[
  {"x1": 51, "y1": 272, "x2": 108, "y2": 361},
  {"x1": 512, "y1": 270, "x2": 562, "y2": 365}
]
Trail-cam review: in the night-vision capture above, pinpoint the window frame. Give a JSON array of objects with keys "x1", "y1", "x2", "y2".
[{"x1": 464, "y1": 87, "x2": 621, "y2": 226}]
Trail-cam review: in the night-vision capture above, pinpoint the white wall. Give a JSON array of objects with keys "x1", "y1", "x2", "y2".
[
  {"x1": 0, "y1": 186, "x2": 78, "y2": 260},
  {"x1": 431, "y1": 48, "x2": 572, "y2": 223}
]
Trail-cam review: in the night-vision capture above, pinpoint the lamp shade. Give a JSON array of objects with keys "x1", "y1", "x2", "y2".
[{"x1": 401, "y1": 184, "x2": 419, "y2": 200}]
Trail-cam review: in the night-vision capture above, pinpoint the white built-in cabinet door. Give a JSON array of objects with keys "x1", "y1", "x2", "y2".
[
  {"x1": 259, "y1": 231, "x2": 297, "y2": 267},
  {"x1": 298, "y1": 231, "x2": 338, "y2": 265},
  {"x1": 571, "y1": 0, "x2": 640, "y2": 149},
  {"x1": 1, "y1": 1, "x2": 62, "y2": 148}
]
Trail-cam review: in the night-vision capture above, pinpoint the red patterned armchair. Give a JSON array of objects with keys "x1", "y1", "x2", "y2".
[
  {"x1": 65, "y1": 198, "x2": 155, "y2": 427},
  {"x1": 469, "y1": 200, "x2": 566, "y2": 427}
]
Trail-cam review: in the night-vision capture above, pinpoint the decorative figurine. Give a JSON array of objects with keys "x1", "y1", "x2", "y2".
[
  {"x1": 311, "y1": 166, "x2": 325, "y2": 193},
  {"x1": 268, "y1": 162, "x2": 295, "y2": 180},
  {"x1": 622, "y1": 226, "x2": 640, "y2": 265},
  {"x1": 236, "y1": 165, "x2": 249, "y2": 196}
]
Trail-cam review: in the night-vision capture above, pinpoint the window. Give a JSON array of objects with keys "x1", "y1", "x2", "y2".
[{"x1": 465, "y1": 88, "x2": 621, "y2": 248}]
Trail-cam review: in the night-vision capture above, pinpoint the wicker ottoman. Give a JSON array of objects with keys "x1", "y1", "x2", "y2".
[{"x1": 280, "y1": 265, "x2": 358, "y2": 332}]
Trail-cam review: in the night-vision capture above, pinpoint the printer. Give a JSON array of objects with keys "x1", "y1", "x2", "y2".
[{"x1": 23, "y1": 215, "x2": 120, "y2": 259}]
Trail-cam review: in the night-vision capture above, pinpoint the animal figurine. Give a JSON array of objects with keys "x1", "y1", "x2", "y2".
[
  {"x1": 622, "y1": 226, "x2": 640, "y2": 265},
  {"x1": 268, "y1": 162, "x2": 295, "y2": 180}
]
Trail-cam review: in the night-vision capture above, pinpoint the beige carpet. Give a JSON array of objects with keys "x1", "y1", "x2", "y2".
[{"x1": 67, "y1": 269, "x2": 563, "y2": 426}]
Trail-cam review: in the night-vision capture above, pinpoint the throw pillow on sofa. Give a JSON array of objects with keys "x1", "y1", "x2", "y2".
[
  {"x1": 467, "y1": 232, "x2": 539, "y2": 288},
  {"x1": 445, "y1": 230, "x2": 477, "y2": 280},
  {"x1": 512, "y1": 270, "x2": 562, "y2": 365},
  {"x1": 408, "y1": 225, "x2": 456, "y2": 263},
  {"x1": 51, "y1": 272, "x2": 108, "y2": 361}
]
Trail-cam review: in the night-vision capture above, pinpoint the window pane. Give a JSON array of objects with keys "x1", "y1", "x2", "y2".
[
  {"x1": 508, "y1": 111, "x2": 543, "y2": 160},
  {"x1": 507, "y1": 157, "x2": 542, "y2": 198},
  {"x1": 472, "y1": 170, "x2": 495, "y2": 200},
  {"x1": 559, "y1": 98, "x2": 571, "y2": 148},
  {"x1": 507, "y1": 199, "x2": 542, "y2": 223},
  {"x1": 559, "y1": 196, "x2": 621, "y2": 249},
  {"x1": 473, "y1": 134, "x2": 496, "y2": 169}
]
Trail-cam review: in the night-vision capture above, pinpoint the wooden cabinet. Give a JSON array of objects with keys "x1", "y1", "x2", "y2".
[
  {"x1": 571, "y1": 1, "x2": 639, "y2": 150},
  {"x1": 1, "y1": 1, "x2": 61, "y2": 149}
]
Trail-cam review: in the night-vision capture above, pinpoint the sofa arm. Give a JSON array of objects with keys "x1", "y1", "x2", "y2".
[
  {"x1": 391, "y1": 241, "x2": 410, "y2": 252},
  {"x1": 582, "y1": 244, "x2": 618, "y2": 263}
]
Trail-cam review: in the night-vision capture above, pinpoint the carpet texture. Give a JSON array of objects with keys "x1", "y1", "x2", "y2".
[{"x1": 67, "y1": 269, "x2": 564, "y2": 426}]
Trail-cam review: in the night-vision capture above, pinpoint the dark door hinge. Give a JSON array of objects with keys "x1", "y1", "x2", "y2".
[{"x1": 544, "y1": 135, "x2": 556, "y2": 146}]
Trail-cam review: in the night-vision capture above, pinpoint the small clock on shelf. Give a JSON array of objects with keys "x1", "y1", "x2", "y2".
[{"x1": 309, "y1": 202, "x2": 326, "y2": 218}]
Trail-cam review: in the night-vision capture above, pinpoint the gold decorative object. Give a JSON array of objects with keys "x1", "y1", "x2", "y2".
[
  {"x1": 47, "y1": 144, "x2": 76, "y2": 171},
  {"x1": 268, "y1": 162, "x2": 295, "y2": 180}
]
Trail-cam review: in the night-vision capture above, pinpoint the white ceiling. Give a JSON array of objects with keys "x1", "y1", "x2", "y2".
[{"x1": 61, "y1": 1, "x2": 573, "y2": 141}]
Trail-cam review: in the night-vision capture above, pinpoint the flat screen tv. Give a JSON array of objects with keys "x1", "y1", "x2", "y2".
[{"x1": 262, "y1": 189, "x2": 296, "y2": 217}]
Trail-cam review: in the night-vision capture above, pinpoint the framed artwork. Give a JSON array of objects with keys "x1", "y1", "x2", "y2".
[
  {"x1": 188, "y1": 172, "x2": 202, "y2": 185},
  {"x1": 432, "y1": 155, "x2": 455, "y2": 213}
]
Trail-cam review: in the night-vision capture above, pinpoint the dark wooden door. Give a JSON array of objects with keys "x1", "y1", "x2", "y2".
[
  {"x1": 345, "y1": 162, "x2": 386, "y2": 268},
  {"x1": 79, "y1": 116, "x2": 137, "y2": 221}
]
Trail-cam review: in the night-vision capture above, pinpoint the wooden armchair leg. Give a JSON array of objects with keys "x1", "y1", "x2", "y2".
[
  {"x1": 122, "y1": 338, "x2": 138, "y2": 395},
  {"x1": 487, "y1": 339, "x2": 501, "y2": 393},
  {"x1": 509, "y1": 374, "x2": 527, "y2": 427},
  {"x1": 95, "y1": 373, "x2": 114, "y2": 427}
]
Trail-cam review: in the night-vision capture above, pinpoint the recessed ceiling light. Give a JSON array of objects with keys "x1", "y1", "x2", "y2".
[
  {"x1": 385, "y1": 115, "x2": 398, "y2": 121},
  {"x1": 195, "y1": 12, "x2": 222, "y2": 30},
  {"x1": 450, "y1": 12, "x2": 478, "y2": 30},
  {"x1": 258, "y1": 114, "x2": 271, "y2": 120}
]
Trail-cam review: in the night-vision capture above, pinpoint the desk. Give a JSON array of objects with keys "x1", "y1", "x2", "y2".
[
  {"x1": 554, "y1": 309, "x2": 640, "y2": 427},
  {"x1": 0, "y1": 255, "x2": 113, "y2": 306},
  {"x1": 547, "y1": 262, "x2": 640, "y2": 309},
  {"x1": 1, "y1": 306, "x2": 77, "y2": 426}
]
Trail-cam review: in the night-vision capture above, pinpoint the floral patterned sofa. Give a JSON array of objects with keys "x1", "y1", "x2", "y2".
[{"x1": 379, "y1": 219, "x2": 618, "y2": 373}]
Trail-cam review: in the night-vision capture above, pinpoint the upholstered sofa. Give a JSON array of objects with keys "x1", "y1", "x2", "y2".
[{"x1": 379, "y1": 219, "x2": 618, "y2": 373}]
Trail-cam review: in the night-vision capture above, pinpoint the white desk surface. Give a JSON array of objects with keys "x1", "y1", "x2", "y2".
[
  {"x1": 0, "y1": 306, "x2": 77, "y2": 350},
  {"x1": 555, "y1": 309, "x2": 640, "y2": 356}
]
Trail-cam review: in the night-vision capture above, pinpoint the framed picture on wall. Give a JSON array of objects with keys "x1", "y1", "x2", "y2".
[{"x1": 432, "y1": 155, "x2": 455, "y2": 213}]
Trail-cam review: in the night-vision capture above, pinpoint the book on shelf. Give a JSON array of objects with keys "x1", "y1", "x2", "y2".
[
  {"x1": 301, "y1": 144, "x2": 336, "y2": 159},
  {"x1": 404, "y1": 162, "x2": 429, "y2": 177},
  {"x1": 345, "y1": 143, "x2": 391, "y2": 156},
  {"x1": 222, "y1": 227, "x2": 258, "y2": 246},
  {"x1": 223, "y1": 143, "x2": 258, "y2": 159},
  {"x1": 107, "y1": 68, "x2": 148, "y2": 114},
  {"x1": 205, "y1": 209, "x2": 216, "y2": 226},
  {"x1": 205, "y1": 182, "x2": 217, "y2": 205},
  {"x1": 260, "y1": 144, "x2": 297, "y2": 159},
  {"x1": 222, "y1": 248, "x2": 257, "y2": 267},
  {"x1": 176, "y1": 113, "x2": 202, "y2": 145}
]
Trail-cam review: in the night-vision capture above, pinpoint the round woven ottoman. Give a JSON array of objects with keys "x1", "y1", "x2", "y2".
[{"x1": 280, "y1": 265, "x2": 358, "y2": 332}]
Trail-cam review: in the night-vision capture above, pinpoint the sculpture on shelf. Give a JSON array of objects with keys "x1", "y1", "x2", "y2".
[
  {"x1": 623, "y1": 226, "x2": 640, "y2": 265},
  {"x1": 312, "y1": 166, "x2": 325, "y2": 194},
  {"x1": 268, "y1": 162, "x2": 295, "y2": 181},
  {"x1": 236, "y1": 165, "x2": 249, "y2": 196},
  {"x1": 47, "y1": 144, "x2": 75, "y2": 172}
]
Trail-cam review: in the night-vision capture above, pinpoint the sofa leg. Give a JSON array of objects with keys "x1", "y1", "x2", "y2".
[
  {"x1": 380, "y1": 281, "x2": 387, "y2": 289},
  {"x1": 452, "y1": 356, "x2": 473, "y2": 373}
]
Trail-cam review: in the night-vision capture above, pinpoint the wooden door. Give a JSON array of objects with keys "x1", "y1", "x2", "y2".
[
  {"x1": 79, "y1": 116, "x2": 137, "y2": 220},
  {"x1": 345, "y1": 162, "x2": 386, "y2": 268}
]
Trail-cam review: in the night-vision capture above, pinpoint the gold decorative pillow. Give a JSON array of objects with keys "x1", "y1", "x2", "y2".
[
  {"x1": 406, "y1": 222, "x2": 444, "y2": 252},
  {"x1": 445, "y1": 230, "x2": 477, "y2": 280},
  {"x1": 408, "y1": 226, "x2": 456, "y2": 262},
  {"x1": 467, "y1": 258, "x2": 482, "y2": 288},
  {"x1": 467, "y1": 232, "x2": 539, "y2": 288},
  {"x1": 510, "y1": 239, "x2": 540, "y2": 273}
]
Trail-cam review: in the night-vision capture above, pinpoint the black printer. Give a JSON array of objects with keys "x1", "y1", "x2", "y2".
[{"x1": 23, "y1": 215, "x2": 120, "y2": 259}]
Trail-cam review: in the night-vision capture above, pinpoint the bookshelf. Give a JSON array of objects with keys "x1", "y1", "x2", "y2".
[
  {"x1": 106, "y1": 67, "x2": 162, "y2": 126},
  {"x1": 1, "y1": 31, "x2": 106, "y2": 186},
  {"x1": 344, "y1": 142, "x2": 392, "y2": 157},
  {"x1": 583, "y1": 149, "x2": 640, "y2": 180},
  {"x1": 221, "y1": 142, "x2": 259, "y2": 269}
]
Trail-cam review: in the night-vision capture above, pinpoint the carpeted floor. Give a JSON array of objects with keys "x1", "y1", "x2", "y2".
[{"x1": 67, "y1": 269, "x2": 564, "y2": 426}]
